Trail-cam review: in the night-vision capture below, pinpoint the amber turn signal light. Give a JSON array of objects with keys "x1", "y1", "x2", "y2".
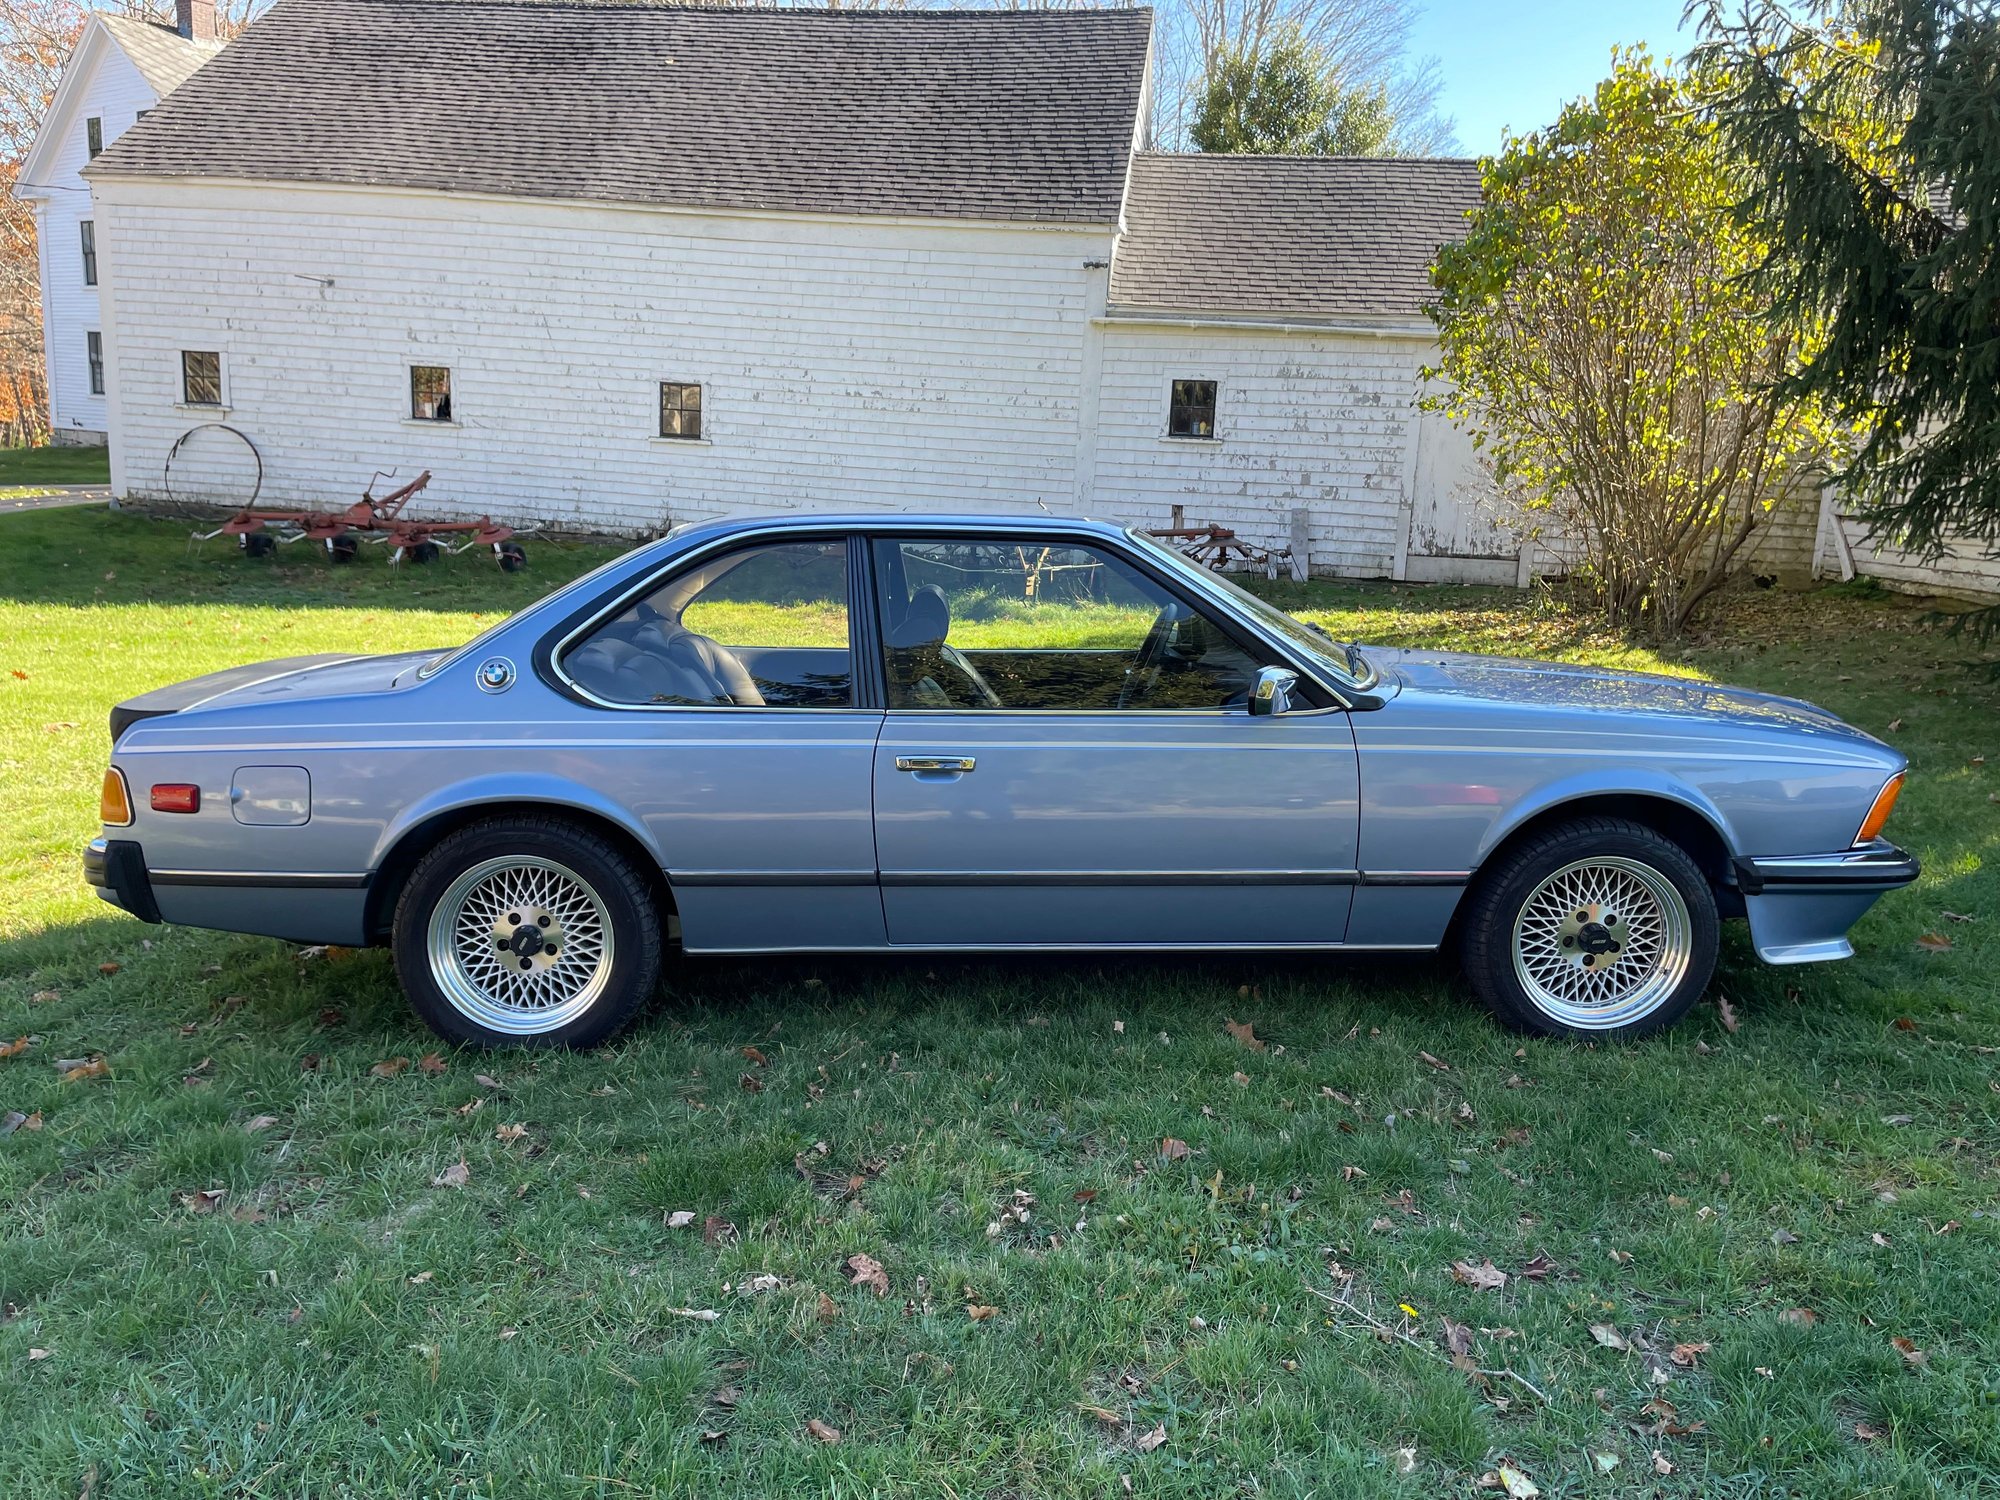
[
  {"x1": 1855, "y1": 772, "x2": 1904, "y2": 845},
  {"x1": 100, "y1": 767, "x2": 132, "y2": 827},
  {"x1": 150, "y1": 783, "x2": 200, "y2": 815}
]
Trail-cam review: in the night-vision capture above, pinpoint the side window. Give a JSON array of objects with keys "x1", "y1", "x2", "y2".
[
  {"x1": 873, "y1": 538, "x2": 1267, "y2": 712},
  {"x1": 563, "y1": 540, "x2": 852, "y2": 709}
]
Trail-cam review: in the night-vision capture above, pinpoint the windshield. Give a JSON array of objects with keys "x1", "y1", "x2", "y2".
[{"x1": 1124, "y1": 528, "x2": 1376, "y2": 690}]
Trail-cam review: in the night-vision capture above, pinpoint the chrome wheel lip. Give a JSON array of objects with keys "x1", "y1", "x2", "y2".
[
  {"x1": 425, "y1": 855, "x2": 614, "y2": 1036},
  {"x1": 1510, "y1": 856, "x2": 1692, "y2": 1030}
]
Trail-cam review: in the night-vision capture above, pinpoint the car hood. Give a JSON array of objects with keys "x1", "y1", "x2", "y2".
[{"x1": 1366, "y1": 646, "x2": 1884, "y2": 744}]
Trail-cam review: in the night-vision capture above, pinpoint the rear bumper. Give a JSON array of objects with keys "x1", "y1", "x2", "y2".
[
  {"x1": 84, "y1": 837, "x2": 161, "y2": 924},
  {"x1": 1734, "y1": 841, "x2": 1920, "y2": 965}
]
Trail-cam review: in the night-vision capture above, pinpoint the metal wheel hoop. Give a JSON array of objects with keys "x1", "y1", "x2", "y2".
[
  {"x1": 164, "y1": 422, "x2": 264, "y2": 510},
  {"x1": 1510, "y1": 856, "x2": 1693, "y2": 1030},
  {"x1": 425, "y1": 855, "x2": 616, "y2": 1036}
]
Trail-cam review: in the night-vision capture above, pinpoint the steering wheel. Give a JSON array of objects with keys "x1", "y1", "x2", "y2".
[{"x1": 1118, "y1": 601, "x2": 1190, "y2": 710}]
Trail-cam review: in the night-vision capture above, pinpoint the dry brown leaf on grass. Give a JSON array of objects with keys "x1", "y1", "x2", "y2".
[
  {"x1": 1230, "y1": 1071, "x2": 1250, "y2": 1087},
  {"x1": 1915, "y1": 932, "x2": 1953, "y2": 952},
  {"x1": 1891, "y1": 1335, "x2": 1928, "y2": 1368},
  {"x1": 1451, "y1": 1259, "x2": 1508, "y2": 1291},
  {"x1": 1779, "y1": 1307, "x2": 1818, "y2": 1327},
  {"x1": 1717, "y1": 996, "x2": 1741, "y2": 1033},
  {"x1": 966, "y1": 1304, "x2": 999, "y2": 1321},
  {"x1": 843, "y1": 1253, "x2": 889, "y2": 1296},
  {"x1": 0, "y1": 1037, "x2": 32, "y2": 1060},
  {"x1": 417, "y1": 1052, "x2": 447, "y2": 1075},
  {"x1": 1476, "y1": 1465, "x2": 1539, "y2": 1498},
  {"x1": 183, "y1": 1188, "x2": 226, "y2": 1214},
  {"x1": 370, "y1": 1057, "x2": 409, "y2": 1080},
  {"x1": 816, "y1": 1290, "x2": 839, "y2": 1323},
  {"x1": 741, "y1": 1045, "x2": 768, "y2": 1067},
  {"x1": 475, "y1": 1073, "x2": 503, "y2": 1090},
  {"x1": 1589, "y1": 1323, "x2": 1631, "y2": 1352},
  {"x1": 2, "y1": 1110, "x2": 44, "y2": 1135},
  {"x1": 1160, "y1": 1137, "x2": 1192, "y2": 1160},
  {"x1": 97, "y1": 962, "x2": 119, "y2": 977},
  {"x1": 243, "y1": 1115, "x2": 279, "y2": 1134},
  {"x1": 433, "y1": 1160, "x2": 471, "y2": 1189},
  {"x1": 805, "y1": 1418, "x2": 841, "y2": 1444},
  {"x1": 1670, "y1": 1342, "x2": 1710, "y2": 1368},
  {"x1": 1131, "y1": 1423, "x2": 1168, "y2": 1454},
  {"x1": 666, "y1": 1210, "x2": 696, "y2": 1229},
  {"x1": 1417, "y1": 1050, "x2": 1451, "y2": 1072},
  {"x1": 61, "y1": 1058, "x2": 109, "y2": 1083},
  {"x1": 704, "y1": 1216, "x2": 738, "y2": 1245},
  {"x1": 1652, "y1": 1451, "x2": 1675, "y2": 1476},
  {"x1": 1518, "y1": 1253, "x2": 1555, "y2": 1281},
  {"x1": 1856, "y1": 1421, "x2": 1887, "y2": 1442},
  {"x1": 1225, "y1": 1018, "x2": 1266, "y2": 1052},
  {"x1": 495, "y1": 1123, "x2": 527, "y2": 1144}
]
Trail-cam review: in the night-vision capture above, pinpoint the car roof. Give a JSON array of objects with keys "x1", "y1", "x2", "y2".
[{"x1": 667, "y1": 511, "x2": 1132, "y2": 546}]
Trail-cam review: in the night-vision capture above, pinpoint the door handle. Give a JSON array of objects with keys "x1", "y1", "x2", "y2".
[{"x1": 895, "y1": 755, "x2": 976, "y2": 773}]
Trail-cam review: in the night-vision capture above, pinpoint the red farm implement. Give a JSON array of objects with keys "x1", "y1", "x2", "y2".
[{"x1": 195, "y1": 471, "x2": 527, "y2": 570}]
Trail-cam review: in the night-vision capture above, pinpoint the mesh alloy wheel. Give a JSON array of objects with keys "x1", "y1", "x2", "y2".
[
  {"x1": 1510, "y1": 856, "x2": 1693, "y2": 1030},
  {"x1": 425, "y1": 855, "x2": 615, "y2": 1036}
]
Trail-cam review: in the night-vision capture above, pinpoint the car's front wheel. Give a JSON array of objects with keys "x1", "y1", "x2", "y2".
[
  {"x1": 1459, "y1": 816, "x2": 1718, "y2": 1039},
  {"x1": 392, "y1": 816, "x2": 662, "y2": 1048}
]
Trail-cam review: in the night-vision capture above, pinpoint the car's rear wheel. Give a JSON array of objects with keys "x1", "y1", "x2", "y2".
[
  {"x1": 1460, "y1": 816, "x2": 1717, "y2": 1039},
  {"x1": 392, "y1": 816, "x2": 661, "y2": 1048}
]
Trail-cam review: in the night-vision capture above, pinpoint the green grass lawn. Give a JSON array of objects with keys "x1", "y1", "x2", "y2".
[
  {"x1": 0, "y1": 444, "x2": 111, "y2": 497},
  {"x1": 2, "y1": 507, "x2": 1996, "y2": 1497}
]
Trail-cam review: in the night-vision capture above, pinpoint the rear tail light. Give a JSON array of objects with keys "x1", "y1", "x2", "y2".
[
  {"x1": 1855, "y1": 772, "x2": 1904, "y2": 845},
  {"x1": 150, "y1": 783, "x2": 201, "y2": 815},
  {"x1": 100, "y1": 768, "x2": 132, "y2": 827}
]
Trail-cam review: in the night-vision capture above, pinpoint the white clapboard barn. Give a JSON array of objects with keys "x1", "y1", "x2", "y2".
[
  {"x1": 14, "y1": 0, "x2": 222, "y2": 445},
  {"x1": 64, "y1": 0, "x2": 1537, "y2": 582}
]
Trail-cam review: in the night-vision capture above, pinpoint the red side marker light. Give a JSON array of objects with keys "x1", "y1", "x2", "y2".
[{"x1": 151, "y1": 784, "x2": 200, "y2": 814}]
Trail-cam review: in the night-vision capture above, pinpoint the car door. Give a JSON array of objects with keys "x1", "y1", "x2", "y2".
[
  {"x1": 555, "y1": 531, "x2": 886, "y2": 953},
  {"x1": 868, "y1": 533, "x2": 1360, "y2": 948}
]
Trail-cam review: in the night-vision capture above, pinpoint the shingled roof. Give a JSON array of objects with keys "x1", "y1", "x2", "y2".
[
  {"x1": 99, "y1": 15, "x2": 222, "y2": 97},
  {"x1": 88, "y1": 0, "x2": 1153, "y2": 226},
  {"x1": 1110, "y1": 153, "x2": 1482, "y2": 323}
]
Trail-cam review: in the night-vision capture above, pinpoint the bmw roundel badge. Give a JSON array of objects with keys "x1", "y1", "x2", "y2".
[{"x1": 476, "y1": 656, "x2": 516, "y2": 694}]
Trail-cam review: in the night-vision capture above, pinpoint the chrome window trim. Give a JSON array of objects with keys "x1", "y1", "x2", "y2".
[{"x1": 543, "y1": 516, "x2": 1355, "y2": 714}]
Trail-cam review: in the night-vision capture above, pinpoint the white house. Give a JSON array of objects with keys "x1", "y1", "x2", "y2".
[
  {"x1": 13, "y1": 0, "x2": 221, "y2": 445},
  {"x1": 59, "y1": 0, "x2": 1534, "y2": 582}
]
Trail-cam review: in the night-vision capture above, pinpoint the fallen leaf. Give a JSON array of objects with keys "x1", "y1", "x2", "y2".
[
  {"x1": 61, "y1": 1058, "x2": 109, "y2": 1082},
  {"x1": 1887, "y1": 717, "x2": 1903, "y2": 732},
  {"x1": 455, "y1": 1096, "x2": 483, "y2": 1116},
  {"x1": 742, "y1": 1044, "x2": 768, "y2": 1067},
  {"x1": 1393, "y1": 1447, "x2": 1418, "y2": 1475},
  {"x1": 1591, "y1": 1450, "x2": 1621, "y2": 1473},
  {"x1": 408, "y1": 1270, "x2": 434, "y2": 1285},
  {"x1": 667, "y1": 1210, "x2": 696, "y2": 1229},
  {"x1": 1881, "y1": 1114, "x2": 1914, "y2": 1127},
  {"x1": 475, "y1": 1073, "x2": 502, "y2": 1089},
  {"x1": 1225, "y1": 1018, "x2": 1266, "y2": 1051},
  {"x1": 1855, "y1": 1421, "x2": 1887, "y2": 1442},
  {"x1": 1608, "y1": 1249, "x2": 1633, "y2": 1265},
  {"x1": 1652, "y1": 1450, "x2": 1675, "y2": 1476},
  {"x1": 1131, "y1": 1423, "x2": 1168, "y2": 1453},
  {"x1": 1772, "y1": 1228, "x2": 1801, "y2": 1246},
  {"x1": 29, "y1": 990, "x2": 57, "y2": 1005},
  {"x1": 1589, "y1": 1323, "x2": 1630, "y2": 1352},
  {"x1": 1941, "y1": 910, "x2": 1976, "y2": 923},
  {"x1": 703, "y1": 1216, "x2": 738, "y2": 1245},
  {"x1": 433, "y1": 1159, "x2": 470, "y2": 1189},
  {"x1": 1519, "y1": 1253, "x2": 1555, "y2": 1281},
  {"x1": 97, "y1": 962, "x2": 119, "y2": 977},
  {"x1": 805, "y1": 1418, "x2": 841, "y2": 1444},
  {"x1": 1417, "y1": 1050, "x2": 1451, "y2": 1072},
  {"x1": 1890, "y1": 1335, "x2": 1927, "y2": 1368},
  {"x1": 1718, "y1": 996, "x2": 1740, "y2": 1033},
  {"x1": 1160, "y1": 1137, "x2": 1191, "y2": 1160},
  {"x1": 1871, "y1": 1231, "x2": 1891, "y2": 1247},
  {"x1": 666, "y1": 1306, "x2": 719, "y2": 1321},
  {"x1": 417, "y1": 1052, "x2": 447, "y2": 1075},
  {"x1": 698, "y1": 1429, "x2": 725, "y2": 1444},
  {"x1": 966, "y1": 1304, "x2": 999, "y2": 1321},
  {"x1": 738, "y1": 1072, "x2": 763, "y2": 1093},
  {"x1": 1074, "y1": 1189, "x2": 1098, "y2": 1203},
  {"x1": 0, "y1": 1110, "x2": 28, "y2": 1136},
  {"x1": 816, "y1": 1290, "x2": 839, "y2": 1323},
  {"x1": 1440, "y1": 1316, "x2": 1474, "y2": 1360},
  {"x1": 1230, "y1": 1070, "x2": 1250, "y2": 1087},
  {"x1": 843, "y1": 1252, "x2": 889, "y2": 1296},
  {"x1": 1892, "y1": 1016, "x2": 1918, "y2": 1031},
  {"x1": 495, "y1": 1123, "x2": 527, "y2": 1143},
  {"x1": 370, "y1": 1057, "x2": 409, "y2": 1080},
  {"x1": 27, "y1": 1347, "x2": 49, "y2": 1361},
  {"x1": 243, "y1": 1115, "x2": 279, "y2": 1134},
  {"x1": 1493, "y1": 1464, "x2": 1540, "y2": 1499},
  {"x1": 0, "y1": 1036, "x2": 31, "y2": 1060},
  {"x1": 184, "y1": 1188, "x2": 226, "y2": 1214},
  {"x1": 1671, "y1": 1341, "x2": 1710, "y2": 1368},
  {"x1": 1915, "y1": 932, "x2": 1953, "y2": 952},
  {"x1": 1451, "y1": 1259, "x2": 1508, "y2": 1291},
  {"x1": 1779, "y1": 1307, "x2": 1818, "y2": 1327},
  {"x1": 744, "y1": 1273, "x2": 783, "y2": 1294}
]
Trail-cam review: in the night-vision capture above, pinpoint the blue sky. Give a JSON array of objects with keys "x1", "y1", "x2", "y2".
[{"x1": 1407, "y1": 0, "x2": 1701, "y2": 156}]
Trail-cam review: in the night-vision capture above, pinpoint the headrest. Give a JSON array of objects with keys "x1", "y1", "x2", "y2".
[{"x1": 889, "y1": 584, "x2": 950, "y2": 649}]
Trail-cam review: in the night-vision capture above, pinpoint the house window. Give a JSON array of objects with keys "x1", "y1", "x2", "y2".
[
  {"x1": 87, "y1": 332, "x2": 103, "y2": 395},
  {"x1": 80, "y1": 221, "x2": 96, "y2": 286},
  {"x1": 181, "y1": 349, "x2": 222, "y2": 406},
  {"x1": 1167, "y1": 379, "x2": 1218, "y2": 439},
  {"x1": 411, "y1": 365, "x2": 452, "y2": 422},
  {"x1": 659, "y1": 381, "x2": 702, "y2": 440},
  {"x1": 86, "y1": 116, "x2": 102, "y2": 158}
]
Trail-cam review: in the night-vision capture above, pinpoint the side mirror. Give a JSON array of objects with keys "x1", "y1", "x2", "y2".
[{"x1": 1249, "y1": 666, "x2": 1299, "y2": 716}]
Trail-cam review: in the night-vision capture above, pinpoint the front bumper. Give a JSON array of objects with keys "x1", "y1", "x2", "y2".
[
  {"x1": 1733, "y1": 841, "x2": 1919, "y2": 965},
  {"x1": 84, "y1": 837, "x2": 162, "y2": 924}
]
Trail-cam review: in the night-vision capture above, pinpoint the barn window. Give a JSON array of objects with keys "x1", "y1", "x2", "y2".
[
  {"x1": 80, "y1": 221, "x2": 96, "y2": 286},
  {"x1": 411, "y1": 365, "x2": 453, "y2": 422},
  {"x1": 659, "y1": 381, "x2": 702, "y2": 440},
  {"x1": 87, "y1": 332, "x2": 103, "y2": 395},
  {"x1": 1167, "y1": 379, "x2": 1218, "y2": 439},
  {"x1": 181, "y1": 350, "x2": 222, "y2": 406},
  {"x1": 86, "y1": 116, "x2": 103, "y2": 158}
]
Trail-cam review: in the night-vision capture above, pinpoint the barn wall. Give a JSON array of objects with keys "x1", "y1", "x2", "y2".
[
  {"x1": 90, "y1": 178, "x2": 1114, "y2": 533},
  {"x1": 33, "y1": 38, "x2": 161, "y2": 443},
  {"x1": 1091, "y1": 322, "x2": 1457, "y2": 579}
]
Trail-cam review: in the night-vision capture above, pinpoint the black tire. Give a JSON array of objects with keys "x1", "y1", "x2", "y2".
[
  {"x1": 1459, "y1": 816, "x2": 1718, "y2": 1040},
  {"x1": 241, "y1": 533, "x2": 276, "y2": 559},
  {"x1": 391, "y1": 816, "x2": 662, "y2": 1049},
  {"x1": 497, "y1": 541, "x2": 527, "y2": 573},
  {"x1": 409, "y1": 541, "x2": 441, "y2": 566},
  {"x1": 328, "y1": 532, "x2": 359, "y2": 564}
]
